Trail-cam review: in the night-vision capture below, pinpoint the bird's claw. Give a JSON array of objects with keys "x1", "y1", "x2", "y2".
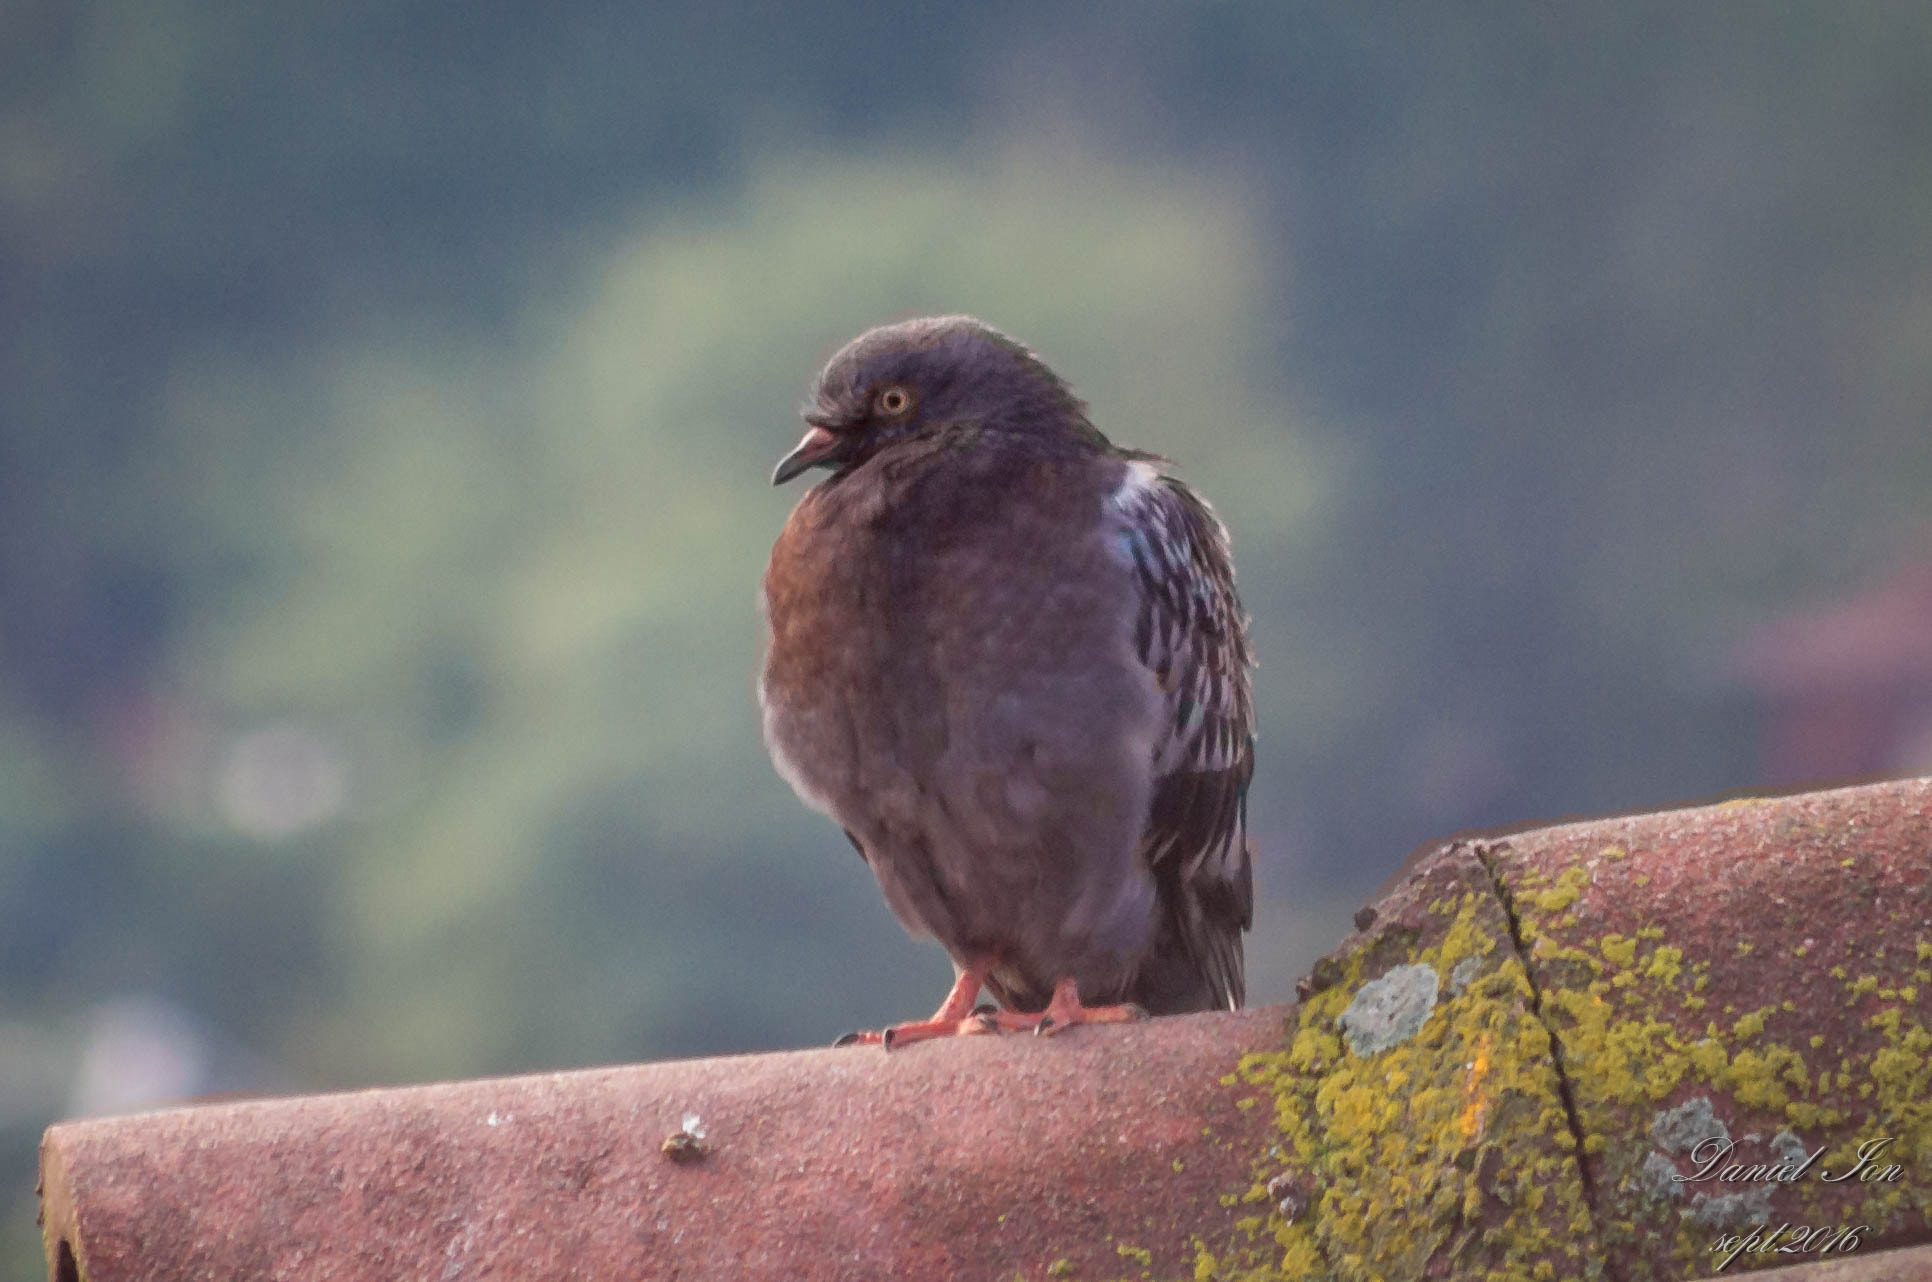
[
  {"x1": 1028, "y1": 979, "x2": 1150, "y2": 1036},
  {"x1": 854, "y1": 1010, "x2": 999, "y2": 1051}
]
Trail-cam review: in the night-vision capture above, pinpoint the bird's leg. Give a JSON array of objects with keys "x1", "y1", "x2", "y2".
[
  {"x1": 834, "y1": 959, "x2": 1002, "y2": 1050},
  {"x1": 983, "y1": 976, "x2": 1148, "y2": 1037}
]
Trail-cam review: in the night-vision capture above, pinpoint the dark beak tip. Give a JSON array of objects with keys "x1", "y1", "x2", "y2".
[{"x1": 771, "y1": 424, "x2": 839, "y2": 486}]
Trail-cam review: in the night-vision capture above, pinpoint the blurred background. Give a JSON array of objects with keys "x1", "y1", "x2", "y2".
[{"x1": 6, "y1": 3, "x2": 1932, "y2": 1271}]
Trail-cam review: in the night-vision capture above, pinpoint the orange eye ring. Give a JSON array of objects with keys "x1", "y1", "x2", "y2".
[{"x1": 874, "y1": 385, "x2": 912, "y2": 416}]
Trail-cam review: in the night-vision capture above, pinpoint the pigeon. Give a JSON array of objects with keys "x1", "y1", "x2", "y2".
[{"x1": 760, "y1": 315, "x2": 1254, "y2": 1047}]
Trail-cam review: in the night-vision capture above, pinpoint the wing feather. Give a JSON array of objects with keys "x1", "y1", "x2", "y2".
[{"x1": 1108, "y1": 462, "x2": 1255, "y2": 1009}]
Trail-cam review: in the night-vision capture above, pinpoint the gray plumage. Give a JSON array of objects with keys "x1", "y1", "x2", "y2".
[{"x1": 760, "y1": 315, "x2": 1254, "y2": 1017}]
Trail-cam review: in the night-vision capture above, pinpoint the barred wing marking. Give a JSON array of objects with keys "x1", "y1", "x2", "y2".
[{"x1": 1108, "y1": 460, "x2": 1255, "y2": 1008}]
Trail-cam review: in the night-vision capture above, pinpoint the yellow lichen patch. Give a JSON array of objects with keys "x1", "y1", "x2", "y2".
[
  {"x1": 1529, "y1": 864, "x2": 1592, "y2": 914},
  {"x1": 1727, "y1": 1045, "x2": 1806, "y2": 1111},
  {"x1": 1641, "y1": 946, "x2": 1683, "y2": 986},
  {"x1": 1492, "y1": 841, "x2": 1932, "y2": 1277},
  {"x1": 1203, "y1": 884, "x2": 1596, "y2": 1279},
  {"x1": 1205, "y1": 810, "x2": 1930, "y2": 1282}
]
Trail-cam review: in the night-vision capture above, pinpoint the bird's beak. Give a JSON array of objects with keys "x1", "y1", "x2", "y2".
[{"x1": 771, "y1": 424, "x2": 843, "y2": 485}]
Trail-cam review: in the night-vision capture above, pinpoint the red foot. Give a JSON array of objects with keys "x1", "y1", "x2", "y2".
[
  {"x1": 837, "y1": 972, "x2": 1148, "y2": 1049},
  {"x1": 835, "y1": 962, "x2": 1001, "y2": 1050},
  {"x1": 985, "y1": 976, "x2": 1148, "y2": 1037}
]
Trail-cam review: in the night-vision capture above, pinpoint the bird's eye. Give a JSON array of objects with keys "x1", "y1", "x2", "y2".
[{"x1": 874, "y1": 385, "x2": 912, "y2": 416}]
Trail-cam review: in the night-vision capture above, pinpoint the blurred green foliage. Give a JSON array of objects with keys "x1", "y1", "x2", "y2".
[{"x1": 6, "y1": 4, "x2": 1932, "y2": 1277}]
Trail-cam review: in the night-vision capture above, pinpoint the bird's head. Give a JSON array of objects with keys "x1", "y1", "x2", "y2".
[{"x1": 772, "y1": 315, "x2": 1097, "y2": 485}]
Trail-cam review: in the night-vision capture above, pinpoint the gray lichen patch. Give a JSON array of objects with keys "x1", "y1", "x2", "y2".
[
  {"x1": 1770, "y1": 1129, "x2": 1809, "y2": 1166},
  {"x1": 1638, "y1": 1150, "x2": 1686, "y2": 1201},
  {"x1": 1338, "y1": 962, "x2": 1440, "y2": 1057},
  {"x1": 1649, "y1": 1095, "x2": 1728, "y2": 1155},
  {"x1": 1687, "y1": 1185, "x2": 1774, "y2": 1229}
]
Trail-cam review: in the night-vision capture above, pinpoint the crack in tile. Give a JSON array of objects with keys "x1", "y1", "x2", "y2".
[{"x1": 1469, "y1": 839, "x2": 1621, "y2": 1282}]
